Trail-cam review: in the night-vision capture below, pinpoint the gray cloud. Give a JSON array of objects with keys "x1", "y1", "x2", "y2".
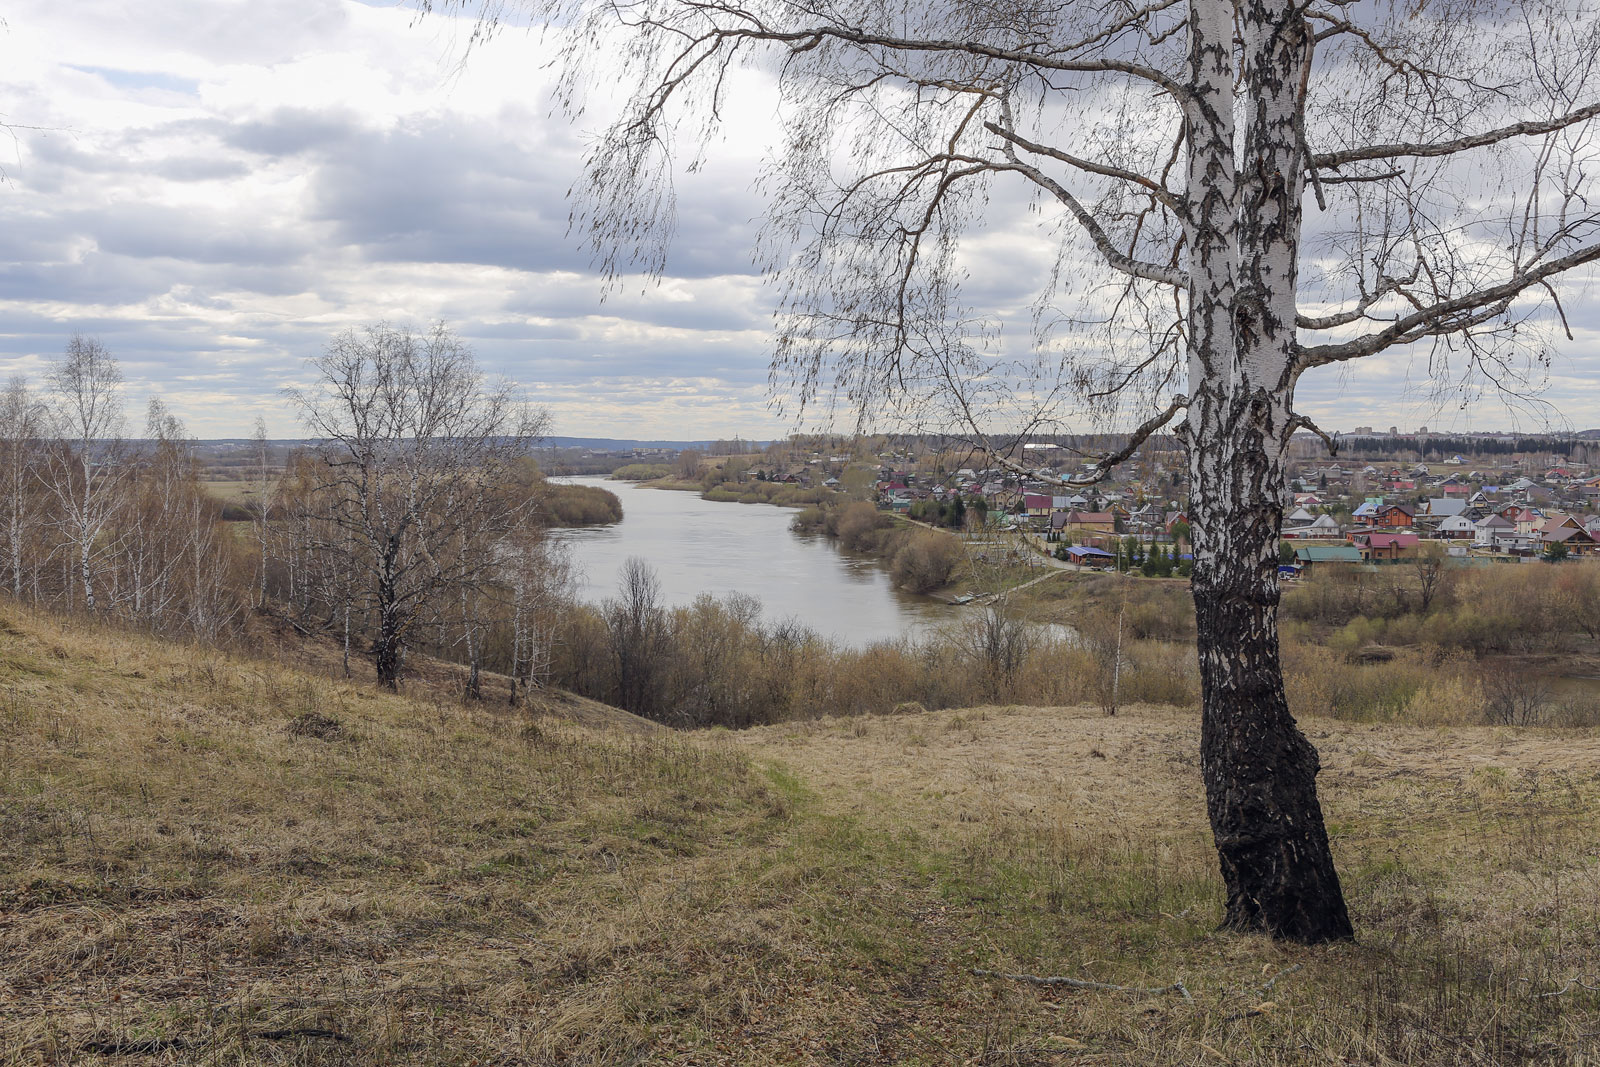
[
  {"x1": 3, "y1": 0, "x2": 1598, "y2": 441},
  {"x1": 225, "y1": 108, "x2": 367, "y2": 158},
  {"x1": 297, "y1": 110, "x2": 766, "y2": 281}
]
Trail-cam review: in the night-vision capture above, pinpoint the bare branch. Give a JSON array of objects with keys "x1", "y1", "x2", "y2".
[
  {"x1": 992, "y1": 157, "x2": 1188, "y2": 288},
  {"x1": 983, "y1": 120, "x2": 1179, "y2": 210},
  {"x1": 1317, "y1": 168, "x2": 1404, "y2": 185},
  {"x1": 1258, "y1": 964, "x2": 1303, "y2": 995},
  {"x1": 713, "y1": 24, "x2": 1193, "y2": 101},
  {"x1": 1287, "y1": 413, "x2": 1338, "y2": 455},
  {"x1": 1296, "y1": 267, "x2": 1420, "y2": 330},
  {"x1": 963, "y1": 395, "x2": 1188, "y2": 488},
  {"x1": 1314, "y1": 102, "x2": 1600, "y2": 170},
  {"x1": 1297, "y1": 241, "x2": 1600, "y2": 370}
]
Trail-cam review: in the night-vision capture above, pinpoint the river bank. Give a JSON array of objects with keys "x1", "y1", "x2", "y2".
[
  {"x1": 616, "y1": 474, "x2": 703, "y2": 492},
  {"x1": 582, "y1": 476, "x2": 1600, "y2": 722}
]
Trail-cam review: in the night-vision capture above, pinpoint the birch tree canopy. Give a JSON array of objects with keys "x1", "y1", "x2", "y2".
[
  {"x1": 431, "y1": 0, "x2": 1600, "y2": 942},
  {"x1": 288, "y1": 322, "x2": 550, "y2": 691}
]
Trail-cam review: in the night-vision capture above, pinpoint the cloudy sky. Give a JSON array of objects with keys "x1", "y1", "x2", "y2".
[{"x1": 2, "y1": 0, "x2": 1597, "y2": 440}]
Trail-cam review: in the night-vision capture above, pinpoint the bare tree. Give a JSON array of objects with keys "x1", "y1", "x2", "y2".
[
  {"x1": 439, "y1": 0, "x2": 1600, "y2": 942},
  {"x1": 0, "y1": 358, "x2": 243, "y2": 635},
  {"x1": 604, "y1": 555, "x2": 669, "y2": 720},
  {"x1": 960, "y1": 599, "x2": 1034, "y2": 702},
  {"x1": 288, "y1": 322, "x2": 549, "y2": 690},
  {"x1": 1410, "y1": 541, "x2": 1453, "y2": 615},
  {"x1": 250, "y1": 416, "x2": 277, "y2": 609},
  {"x1": 0, "y1": 377, "x2": 47, "y2": 602},
  {"x1": 119, "y1": 398, "x2": 193, "y2": 625},
  {"x1": 1483, "y1": 672, "x2": 1554, "y2": 727},
  {"x1": 953, "y1": 551, "x2": 1034, "y2": 699},
  {"x1": 1556, "y1": 564, "x2": 1600, "y2": 649},
  {"x1": 268, "y1": 449, "x2": 364, "y2": 669},
  {"x1": 505, "y1": 526, "x2": 575, "y2": 704},
  {"x1": 140, "y1": 400, "x2": 238, "y2": 640},
  {"x1": 45, "y1": 335, "x2": 127, "y2": 613},
  {"x1": 675, "y1": 449, "x2": 705, "y2": 481}
]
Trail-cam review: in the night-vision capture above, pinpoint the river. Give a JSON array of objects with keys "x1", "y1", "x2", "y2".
[{"x1": 548, "y1": 477, "x2": 957, "y2": 646}]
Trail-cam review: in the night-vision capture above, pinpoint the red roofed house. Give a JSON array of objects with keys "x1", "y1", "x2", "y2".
[{"x1": 1352, "y1": 532, "x2": 1420, "y2": 561}]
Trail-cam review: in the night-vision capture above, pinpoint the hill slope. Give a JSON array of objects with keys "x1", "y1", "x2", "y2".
[{"x1": 3, "y1": 607, "x2": 1600, "y2": 1064}]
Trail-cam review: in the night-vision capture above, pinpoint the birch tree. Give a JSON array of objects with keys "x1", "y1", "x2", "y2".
[
  {"x1": 132, "y1": 400, "x2": 238, "y2": 639},
  {"x1": 438, "y1": 0, "x2": 1600, "y2": 941},
  {"x1": 118, "y1": 398, "x2": 187, "y2": 625},
  {"x1": 250, "y1": 416, "x2": 277, "y2": 609},
  {"x1": 45, "y1": 335, "x2": 127, "y2": 614},
  {"x1": 0, "y1": 377, "x2": 47, "y2": 603},
  {"x1": 289, "y1": 322, "x2": 549, "y2": 690},
  {"x1": 504, "y1": 529, "x2": 574, "y2": 702}
]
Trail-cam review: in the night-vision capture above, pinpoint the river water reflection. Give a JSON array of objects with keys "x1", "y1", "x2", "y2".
[{"x1": 548, "y1": 478, "x2": 956, "y2": 646}]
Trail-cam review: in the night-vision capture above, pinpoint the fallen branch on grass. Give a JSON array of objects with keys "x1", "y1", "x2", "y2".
[
  {"x1": 83, "y1": 1028, "x2": 350, "y2": 1056},
  {"x1": 972, "y1": 967, "x2": 1194, "y2": 1003},
  {"x1": 1222, "y1": 1002, "x2": 1277, "y2": 1021},
  {"x1": 1518, "y1": 975, "x2": 1600, "y2": 998},
  {"x1": 974, "y1": 961, "x2": 1307, "y2": 1009},
  {"x1": 1259, "y1": 964, "x2": 1302, "y2": 994}
]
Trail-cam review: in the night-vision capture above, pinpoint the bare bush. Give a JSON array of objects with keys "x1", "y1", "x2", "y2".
[
  {"x1": 889, "y1": 532, "x2": 963, "y2": 593},
  {"x1": 1482, "y1": 674, "x2": 1554, "y2": 728},
  {"x1": 954, "y1": 600, "x2": 1035, "y2": 700},
  {"x1": 605, "y1": 556, "x2": 671, "y2": 721},
  {"x1": 833, "y1": 501, "x2": 893, "y2": 553}
]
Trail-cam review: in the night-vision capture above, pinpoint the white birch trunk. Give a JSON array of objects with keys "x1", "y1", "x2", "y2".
[{"x1": 1182, "y1": 0, "x2": 1350, "y2": 942}]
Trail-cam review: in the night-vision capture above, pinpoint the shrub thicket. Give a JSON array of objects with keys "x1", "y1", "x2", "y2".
[
  {"x1": 890, "y1": 532, "x2": 964, "y2": 593},
  {"x1": 704, "y1": 481, "x2": 833, "y2": 507},
  {"x1": 612, "y1": 463, "x2": 674, "y2": 480},
  {"x1": 542, "y1": 483, "x2": 624, "y2": 526},
  {"x1": 793, "y1": 500, "x2": 967, "y2": 593},
  {"x1": 1284, "y1": 559, "x2": 1600, "y2": 657},
  {"x1": 532, "y1": 578, "x2": 1200, "y2": 728}
]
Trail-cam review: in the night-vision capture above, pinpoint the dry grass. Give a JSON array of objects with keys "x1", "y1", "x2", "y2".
[
  {"x1": 0, "y1": 606, "x2": 782, "y2": 1065},
  {"x1": 738, "y1": 705, "x2": 1600, "y2": 1064},
  {"x1": 195, "y1": 479, "x2": 259, "y2": 505},
  {"x1": 245, "y1": 609, "x2": 660, "y2": 733},
  {"x1": 5, "y1": 604, "x2": 1600, "y2": 1064}
]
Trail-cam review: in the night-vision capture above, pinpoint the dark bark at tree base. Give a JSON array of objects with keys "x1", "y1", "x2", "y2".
[
  {"x1": 1194, "y1": 585, "x2": 1353, "y2": 944},
  {"x1": 374, "y1": 640, "x2": 402, "y2": 692},
  {"x1": 1187, "y1": 386, "x2": 1353, "y2": 945}
]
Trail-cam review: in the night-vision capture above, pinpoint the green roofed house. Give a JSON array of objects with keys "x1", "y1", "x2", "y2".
[{"x1": 1294, "y1": 545, "x2": 1363, "y2": 566}]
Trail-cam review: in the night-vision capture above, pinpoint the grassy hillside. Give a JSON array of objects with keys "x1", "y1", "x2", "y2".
[{"x1": 4, "y1": 606, "x2": 1600, "y2": 1064}]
